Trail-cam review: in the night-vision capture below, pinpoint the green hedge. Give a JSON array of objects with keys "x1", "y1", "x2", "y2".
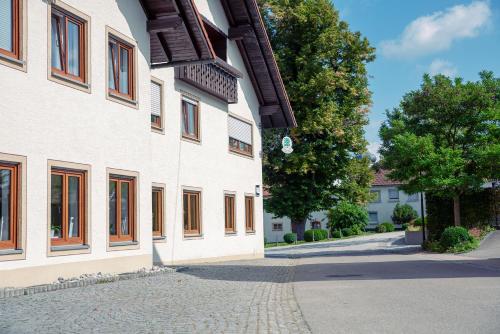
[
  {"x1": 304, "y1": 229, "x2": 328, "y2": 242},
  {"x1": 341, "y1": 227, "x2": 354, "y2": 237},
  {"x1": 331, "y1": 230, "x2": 342, "y2": 238},
  {"x1": 283, "y1": 233, "x2": 297, "y2": 244},
  {"x1": 440, "y1": 227, "x2": 472, "y2": 249}
]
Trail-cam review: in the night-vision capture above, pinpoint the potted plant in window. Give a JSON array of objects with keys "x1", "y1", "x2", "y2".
[{"x1": 51, "y1": 226, "x2": 61, "y2": 238}]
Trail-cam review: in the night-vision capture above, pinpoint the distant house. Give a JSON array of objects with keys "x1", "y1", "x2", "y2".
[{"x1": 367, "y1": 169, "x2": 425, "y2": 228}]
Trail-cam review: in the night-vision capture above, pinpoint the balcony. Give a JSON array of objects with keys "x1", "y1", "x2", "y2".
[{"x1": 175, "y1": 58, "x2": 243, "y2": 104}]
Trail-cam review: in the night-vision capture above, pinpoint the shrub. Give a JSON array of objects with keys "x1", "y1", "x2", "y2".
[
  {"x1": 380, "y1": 222, "x2": 395, "y2": 232},
  {"x1": 283, "y1": 233, "x2": 297, "y2": 244},
  {"x1": 341, "y1": 227, "x2": 354, "y2": 237},
  {"x1": 376, "y1": 224, "x2": 387, "y2": 233},
  {"x1": 304, "y1": 229, "x2": 328, "y2": 242},
  {"x1": 328, "y1": 201, "x2": 368, "y2": 235},
  {"x1": 391, "y1": 203, "x2": 418, "y2": 225},
  {"x1": 439, "y1": 227, "x2": 472, "y2": 249},
  {"x1": 332, "y1": 230, "x2": 341, "y2": 238},
  {"x1": 402, "y1": 223, "x2": 409, "y2": 231}
]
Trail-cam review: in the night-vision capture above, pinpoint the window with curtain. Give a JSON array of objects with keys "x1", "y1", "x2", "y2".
[
  {"x1": 181, "y1": 97, "x2": 199, "y2": 140},
  {"x1": 151, "y1": 80, "x2": 162, "y2": 129},
  {"x1": 245, "y1": 196, "x2": 254, "y2": 232},
  {"x1": 224, "y1": 194, "x2": 235, "y2": 233},
  {"x1": 0, "y1": 0, "x2": 20, "y2": 59},
  {"x1": 109, "y1": 175, "x2": 135, "y2": 242},
  {"x1": 183, "y1": 190, "x2": 201, "y2": 236},
  {"x1": 51, "y1": 7, "x2": 85, "y2": 82},
  {"x1": 0, "y1": 163, "x2": 18, "y2": 250},
  {"x1": 152, "y1": 187, "x2": 164, "y2": 237},
  {"x1": 228, "y1": 116, "x2": 253, "y2": 156},
  {"x1": 108, "y1": 36, "x2": 134, "y2": 99},
  {"x1": 50, "y1": 168, "x2": 85, "y2": 246}
]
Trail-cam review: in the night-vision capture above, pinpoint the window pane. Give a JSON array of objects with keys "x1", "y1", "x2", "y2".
[
  {"x1": 0, "y1": 0, "x2": 13, "y2": 52},
  {"x1": 119, "y1": 47, "x2": 129, "y2": 94},
  {"x1": 152, "y1": 190, "x2": 159, "y2": 233},
  {"x1": 0, "y1": 169, "x2": 12, "y2": 241},
  {"x1": 108, "y1": 42, "x2": 117, "y2": 90},
  {"x1": 121, "y1": 182, "x2": 129, "y2": 235},
  {"x1": 183, "y1": 193, "x2": 188, "y2": 231},
  {"x1": 188, "y1": 104, "x2": 195, "y2": 135},
  {"x1": 109, "y1": 180, "x2": 117, "y2": 235},
  {"x1": 68, "y1": 176, "x2": 80, "y2": 238},
  {"x1": 190, "y1": 195, "x2": 198, "y2": 231},
  {"x1": 51, "y1": 16, "x2": 63, "y2": 70},
  {"x1": 67, "y1": 21, "x2": 80, "y2": 76},
  {"x1": 51, "y1": 174, "x2": 63, "y2": 239}
]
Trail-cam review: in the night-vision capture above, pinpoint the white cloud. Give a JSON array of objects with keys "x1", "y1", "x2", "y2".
[
  {"x1": 367, "y1": 142, "x2": 381, "y2": 161},
  {"x1": 428, "y1": 59, "x2": 458, "y2": 77},
  {"x1": 380, "y1": 1, "x2": 491, "y2": 58}
]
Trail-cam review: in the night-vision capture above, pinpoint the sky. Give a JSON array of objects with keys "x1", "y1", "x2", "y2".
[{"x1": 332, "y1": 0, "x2": 500, "y2": 158}]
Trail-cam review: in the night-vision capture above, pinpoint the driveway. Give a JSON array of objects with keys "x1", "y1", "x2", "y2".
[{"x1": 267, "y1": 231, "x2": 500, "y2": 334}]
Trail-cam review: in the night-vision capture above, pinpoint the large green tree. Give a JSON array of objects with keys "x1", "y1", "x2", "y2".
[
  {"x1": 380, "y1": 72, "x2": 500, "y2": 226},
  {"x1": 260, "y1": 0, "x2": 375, "y2": 239}
]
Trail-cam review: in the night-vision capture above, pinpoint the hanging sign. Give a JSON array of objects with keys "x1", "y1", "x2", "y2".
[{"x1": 281, "y1": 136, "x2": 293, "y2": 154}]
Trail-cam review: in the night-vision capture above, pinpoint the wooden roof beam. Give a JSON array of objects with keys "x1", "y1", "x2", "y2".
[
  {"x1": 228, "y1": 24, "x2": 254, "y2": 40},
  {"x1": 147, "y1": 15, "x2": 183, "y2": 33},
  {"x1": 260, "y1": 104, "x2": 281, "y2": 116}
]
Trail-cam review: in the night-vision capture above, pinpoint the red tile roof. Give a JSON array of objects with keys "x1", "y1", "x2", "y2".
[{"x1": 372, "y1": 169, "x2": 403, "y2": 186}]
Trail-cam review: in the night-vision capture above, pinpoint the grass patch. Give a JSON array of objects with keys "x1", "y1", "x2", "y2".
[{"x1": 264, "y1": 231, "x2": 374, "y2": 248}]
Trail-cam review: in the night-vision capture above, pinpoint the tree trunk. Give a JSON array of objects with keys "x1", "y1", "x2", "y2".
[
  {"x1": 453, "y1": 195, "x2": 461, "y2": 226},
  {"x1": 291, "y1": 218, "x2": 307, "y2": 241}
]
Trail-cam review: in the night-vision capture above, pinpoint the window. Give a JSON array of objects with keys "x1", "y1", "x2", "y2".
[
  {"x1": 182, "y1": 97, "x2": 199, "y2": 141},
  {"x1": 151, "y1": 79, "x2": 163, "y2": 130},
  {"x1": 370, "y1": 190, "x2": 381, "y2": 203},
  {"x1": 388, "y1": 188, "x2": 399, "y2": 201},
  {"x1": 152, "y1": 187, "x2": 164, "y2": 238},
  {"x1": 183, "y1": 190, "x2": 201, "y2": 236},
  {"x1": 50, "y1": 6, "x2": 86, "y2": 82},
  {"x1": 272, "y1": 223, "x2": 283, "y2": 231},
  {"x1": 224, "y1": 194, "x2": 236, "y2": 233},
  {"x1": 50, "y1": 168, "x2": 86, "y2": 246},
  {"x1": 202, "y1": 19, "x2": 227, "y2": 61},
  {"x1": 368, "y1": 212, "x2": 378, "y2": 222},
  {"x1": 311, "y1": 221, "x2": 321, "y2": 230},
  {"x1": 407, "y1": 193, "x2": 419, "y2": 202},
  {"x1": 0, "y1": 0, "x2": 20, "y2": 60},
  {"x1": 245, "y1": 196, "x2": 254, "y2": 232},
  {"x1": 228, "y1": 116, "x2": 253, "y2": 156},
  {"x1": 0, "y1": 162, "x2": 19, "y2": 249},
  {"x1": 108, "y1": 36, "x2": 134, "y2": 100},
  {"x1": 109, "y1": 175, "x2": 135, "y2": 242}
]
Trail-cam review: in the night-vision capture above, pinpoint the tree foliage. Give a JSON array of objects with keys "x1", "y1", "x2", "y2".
[
  {"x1": 380, "y1": 72, "x2": 500, "y2": 225},
  {"x1": 327, "y1": 201, "x2": 368, "y2": 234},
  {"x1": 260, "y1": 0, "x2": 375, "y2": 238}
]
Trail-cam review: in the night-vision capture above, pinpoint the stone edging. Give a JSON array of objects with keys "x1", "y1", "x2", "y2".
[{"x1": 0, "y1": 266, "x2": 180, "y2": 299}]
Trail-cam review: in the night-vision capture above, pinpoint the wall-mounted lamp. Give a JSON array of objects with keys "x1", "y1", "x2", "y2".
[{"x1": 255, "y1": 185, "x2": 261, "y2": 197}]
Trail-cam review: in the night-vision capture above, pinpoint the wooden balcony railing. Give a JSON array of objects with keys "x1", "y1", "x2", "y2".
[{"x1": 175, "y1": 58, "x2": 243, "y2": 104}]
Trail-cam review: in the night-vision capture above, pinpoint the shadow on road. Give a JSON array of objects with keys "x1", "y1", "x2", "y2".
[{"x1": 179, "y1": 257, "x2": 500, "y2": 283}]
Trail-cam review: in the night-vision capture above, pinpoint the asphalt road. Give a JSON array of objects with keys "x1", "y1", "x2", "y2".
[{"x1": 267, "y1": 231, "x2": 500, "y2": 334}]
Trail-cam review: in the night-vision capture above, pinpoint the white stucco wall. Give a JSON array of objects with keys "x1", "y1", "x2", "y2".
[{"x1": 0, "y1": 0, "x2": 265, "y2": 285}]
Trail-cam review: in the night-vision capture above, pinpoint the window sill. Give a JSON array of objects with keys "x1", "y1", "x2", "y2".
[
  {"x1": 108, "y1": 91, "x2": 138, "y2": 108},
  {"x1": 51, "y1": 244, "x2": 90, "y2": 252},
  {"x1": 110, "y1": 241, "x2": 139, "y2": 247},
  {"x1": 153, "y1": 236, "x2": 166, "y2": 243},
  {"x1": 225, "y1": 231, "x2": 238, "y2": 236},
  {"x1": 229, "y1": 148, "x2": 254, "y2": 159},
  {"x1": 151, "y1": 125, "x2": 164, "y2": 134},
  {"x1": 50, "y1": 72, "x2": 90, "y2": 92},
  {"x1": 0, "y1": 53, "x2": 25, "y2": 66},
  {"x1": 0, "y1": 248, "x2": 23, "y2": 256},
  {"x1": 245, "y1": 231, "x2": 256, "y2": 235},
  {"x1": 183, "y1": 234, "x2": 203, "y2": 240},
  {"x1": 388, "y1": 199, "x2": 400, "y2": 203},
  {"x1": 181, "y1": 135, "x2": 201, "y2": 144}
]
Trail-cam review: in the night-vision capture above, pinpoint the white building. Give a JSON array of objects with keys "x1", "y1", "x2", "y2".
[
  {"x1": 367, "y1": 169, "x2": 424, "y2": 229},
  {"x1": 0, "y1": 0, "x2": 295, "y2": 288}
]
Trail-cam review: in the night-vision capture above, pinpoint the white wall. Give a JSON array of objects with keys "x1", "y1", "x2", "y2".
[{"x1": 0, "y1": 0, "x2": 265, "y2": 283}]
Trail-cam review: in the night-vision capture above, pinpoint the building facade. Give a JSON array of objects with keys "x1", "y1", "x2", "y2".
[{"x1": 0, "y1": 0, "x2": 295, "y2": 287}]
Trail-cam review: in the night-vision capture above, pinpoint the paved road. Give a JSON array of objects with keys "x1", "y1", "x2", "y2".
[
  {"x1": 1, "y1": 232, "x2": 499, "y2": 333},
  {"x1": 267, "y1": 232, "x2": 500, "y2": 334}
]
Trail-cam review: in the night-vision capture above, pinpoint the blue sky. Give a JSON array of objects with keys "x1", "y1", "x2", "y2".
[{"x1": 332, "y1": 0, "x2": 500, "y2": 157}]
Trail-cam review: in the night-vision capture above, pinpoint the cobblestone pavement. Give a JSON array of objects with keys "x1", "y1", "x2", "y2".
[{"x1": 0, "y1": 258, "x2": 310, "y2": 334}]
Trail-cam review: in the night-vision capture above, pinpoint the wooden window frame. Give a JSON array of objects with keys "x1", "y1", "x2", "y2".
[
  {"x1": 245, "y1": 196, "x2": 255, "y2": 233},
  {"x1": 181, "y1": 98, "x2": 200, "y2": 141},
  {"x1": 224, "y1": 193, "x2": 236, "y2": 234},
  {"x1": 109, "y1": 175, "x2": 136, "y2": 243},
  {"x1": 229, "y1": 137, "x2": 253, "y2": 156},
  {"x1": 0, "y1": 162, "x2": 19, "y2": 250},
  {"x1": 0, "y1": 0, "x2": 20, "y2": 60},
  {"x1": 50, "y1": 6, "x2": 86, "y2": 83},
  {"x1": 50, "y1": 168, "x2": 86, "y2": 246},
  {"x1": 152, "y1": 187, "x2": 164, "y2": 238},
  {"x1": 108, "y1": 36, "x2": 134, "y2": 100},
  {"x1": 183, "y1": 189, "x2": 201, "y2": 237}
]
